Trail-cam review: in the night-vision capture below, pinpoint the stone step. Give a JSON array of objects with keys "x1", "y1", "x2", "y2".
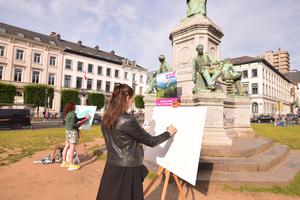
[
  {"x1": 199, "y1": 144, "x2": 290, "y2": 172},
  {"x1": 201, "y1": 136, "x2": 273, "y2": 158},
  {"x1": 196, "y1": 151, "x2": 300, "y2": 187}
]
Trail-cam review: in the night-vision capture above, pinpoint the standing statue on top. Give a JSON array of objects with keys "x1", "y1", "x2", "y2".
[
  {"x1": 159, "y1": 55, "x2": 172, "y2": 73},
  {"x1": 187, "y1": 0, "x2": 207, "y2": 17}
]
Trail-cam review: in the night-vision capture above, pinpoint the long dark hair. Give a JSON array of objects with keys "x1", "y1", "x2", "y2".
[
  {"x1": 64, "y1": 102, "x2": 75, "y2": 118},
  {"x1": 103, "y1": 84, "x2": 134, "y2": 130}
]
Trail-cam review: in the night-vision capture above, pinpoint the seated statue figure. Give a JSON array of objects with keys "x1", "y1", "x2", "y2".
[
  {"x1": 146, "y1": 55, "x2": 172, "y2": 94},
  {"x1": 192, "y1": 44, "x2": 221, "y2": 93},
  {"x1": 219, "y1": 59, "x2": 244, "y2": 95}
]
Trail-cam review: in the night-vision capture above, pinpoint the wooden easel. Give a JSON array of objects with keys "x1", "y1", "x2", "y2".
[
  {"x1": 144, "y1": 166, "x2": 187, "y2": 200},
  {"x1": 79, "y1": 129, "x2": 88, "y2": 156}
]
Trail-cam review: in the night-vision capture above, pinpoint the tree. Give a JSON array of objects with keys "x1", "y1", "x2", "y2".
[
  {"x1": 0, "y1": 83, "x2": 16, "y2": 104},
  {"x1": 61, "y1": 89, "x2": 79, "y2": 109},
  {"x1": 23, "y1": 84, "x2": 54, "y2": 117},
  {"x1": 86, "y1": 92, "x2": 105, "y2": 110},
  {"x1": 134, "y1": 95, "x2": 145, "y2": 110}
]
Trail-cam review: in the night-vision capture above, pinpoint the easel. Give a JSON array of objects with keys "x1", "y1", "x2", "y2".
[
  {"x1": 144, "y1": 166, "x2": 187, "y2": 200},
  {"x1": 79, "y1": 129, "x2": 88, "y2": 156}
]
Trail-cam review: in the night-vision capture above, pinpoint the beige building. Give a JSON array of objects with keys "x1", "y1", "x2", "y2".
[
  {"x1": 0, "y1": 22, "x2": 147, "y2": 116},
  {"x1": 231, "y1": 56, "x2": 294, "y2": 116},
  {"x1": 262, "y1": 48, "x2": 290, "y2": 73},
  {"x1": 0, "y1": 22, "x2": 63, "y2": 115}
]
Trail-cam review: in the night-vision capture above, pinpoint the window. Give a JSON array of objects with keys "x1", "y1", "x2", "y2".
[
  {"x1": 124, "y1": 72, "x2": 128, "y2": 79},
  {"x1": 33, "y1": 53, "x2": 41, "y2": 64},
  {"x1": 50, "y1": 56, "x2": 56, "y2": 66},
  {"x1": 106, "y1": 68, "x2": 111, "y2": 76},
  {"x1": 64, "y1": 75, "x2": 71, "y2": 88},
  {"x1": 48, "y1": 73, "x2": 55, "y2": 85},
  {"x1": 97, "y1": 66, "x2": 102, "y2": 75},
  {"x1": 252, "y1": 102, "x2": 258, "y2": 114},
  {"x1": 252, "y1": 83, "x2": 258, "y2": 94},
  {"x1": 0, "y1": 65, "x2": 3, "y2": 80},
  {"x1": 87, "y1": 79, "x2": 93, "y2": 90},
  {"x1": 140, "y1": 75, "x2": 143, "y2": 82},
  {"x1": 114, "y1": 82, "x2": 119, "y2": 89},
  {"x1": 0, "y1": 46, "x2": 5, "y2": 57},
  {"x1": 139, "y1": 87, "x2": 143, "y2": 95},
  {"x1": 132, "y1": 74, "x2": 136, "y2": 82},
  {"x1": 88, "y1": 64, "x2": 93, "y2": 73},
  {"x1": 243, "y1": 84, "x2": 249, "y2": 94},
  {"x1": 14, "y1": 68, "x2": 22, "y2": 82},
  {"x1": 77, "y1": 62, "x2": 83, "y2": 71},
  {"x1": 242, "y1": 70, "x2": 248, "y2": 78},
  {"x1": 106, "y1": 81, "x2": 111, "y2": 92},
  {"x1": 115, "y1": 69, "x2": 119, "y2": 78},
  {"x1": 65, "y1": 59, "x2": 72, "y2": 69},
  {"x1": 76, "y1": 77, "x2": 82, "y2": 88},
  {"x1": 32, "y1": 71, "x2": 40, "y2": 83},
  {"x1": 16, "y1": 49, "x2": 24, "y2": 60},
  {"x1": 252, "y1": 69, "x2": 257, "y2": 77},
  {"x1": 97, "y1": 80, "x2": 102, "y2": 91}
]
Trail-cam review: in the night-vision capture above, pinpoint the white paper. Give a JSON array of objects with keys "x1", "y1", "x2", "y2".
[{"x1": 144, "y1": 106, "x2": 207, "y2": 185}]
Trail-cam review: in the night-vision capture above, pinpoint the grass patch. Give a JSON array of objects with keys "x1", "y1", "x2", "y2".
[
  {"x1": 0, "y1": 125, "x2": 103, "y2": 166},
  {"x1": 224, "y1": 173, "x2": 300, "y2": 197},
  {"x1": 252, "y1": 123, "x2": 300, "y2": 149}
]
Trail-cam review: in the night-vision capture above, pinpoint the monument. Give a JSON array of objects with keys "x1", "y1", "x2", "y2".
[{"x1": 145, "y1": 1, "x2": 254, "y2": 146}]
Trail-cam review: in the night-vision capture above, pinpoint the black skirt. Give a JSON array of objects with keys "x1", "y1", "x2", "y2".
[{"x1": 96, "y1": 162, "x2": 149, "y2": 200}]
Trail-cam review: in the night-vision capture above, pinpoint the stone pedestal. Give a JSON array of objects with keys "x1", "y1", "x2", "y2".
[
  {"x1": 191, "y1": 93, "x2": 232, "y2": 146},
  {"x1": 169, "y1": 15, "x2": 224, "y2": 99}
]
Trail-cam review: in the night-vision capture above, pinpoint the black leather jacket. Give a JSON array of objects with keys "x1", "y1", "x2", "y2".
[{"x1": 101, "y1": 112, "x2": 171, "y2": 167}]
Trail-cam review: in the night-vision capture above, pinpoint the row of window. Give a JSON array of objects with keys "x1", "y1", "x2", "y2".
[
  {"x1": 242, "y1": 69, "x2": 257, "y2": 79},
  {"x1": 64, "y1": 59, "x2": 144, "y2": 82},
  {"x1": 0, "y1": 45, "x2": 57, "y2": 66},
  {"x1": 64, "y1": 75, "x2": 143, "y2": 94}
]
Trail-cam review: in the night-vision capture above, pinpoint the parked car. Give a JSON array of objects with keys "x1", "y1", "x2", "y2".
[
  {"x1": 286, "y1": 113, "x2": 299, "y2": 124},
  {"x1": 92, "y1": 113, "x2": 102, "y2": 124},
  {"x1": 0, "y1": 109, "x2": 31, "y2": 129},
  {"x1": 251, "y1": 115, "x2": 275, "y2": 123}
]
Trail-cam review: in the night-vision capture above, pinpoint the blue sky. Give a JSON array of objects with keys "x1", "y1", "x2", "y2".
[{"x1": 0, "y1": 0, "x2": 299, "y2": 71}]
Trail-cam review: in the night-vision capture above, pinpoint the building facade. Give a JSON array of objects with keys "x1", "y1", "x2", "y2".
[
  {"x1": 231, "y1": 56, "x2": 293, "y2": 116},
  {"x1": 284, "y1": 70, "x2": 300, "y2": 113},
  {"x1": 0, "y1": 22, "x2": 147, "y2": 116},
  {"x1": 262, "y1": 48, "x2": 290, "y2": 74},
  {"x1": 0, "y1": 22, "x2": 64, "y2": 113}
]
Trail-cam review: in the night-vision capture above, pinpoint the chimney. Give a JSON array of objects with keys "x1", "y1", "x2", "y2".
[
  {"x1": 49, "y1": 32, "x2": 61, "y2": 40},
  {"x1": 110, "y1": 50, "x2": 115, "y2": 55},
  {"x1": 94, "y1": 45, "x2": 99, "y2": 50},
  {"x1": 77, "y1": 40, "x2": 82, "y2": 46}
]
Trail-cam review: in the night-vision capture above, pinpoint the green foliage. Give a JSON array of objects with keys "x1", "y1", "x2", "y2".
[
  {"x1": 23, "y1": 84, "x2": 54, "y2": 107},
  {"x1": 0, "y1": 125, "x2": 102, "y2": 166},
  {"x1": 134, "y1": 95, "x2": 145, "y2": 109},
  {"x1": 0, "y1": 82, "x2": 16, "y2": 104},
  {"x1": 61, "y1": 89, "x2": 79, "y2": 108},
  {"x1": 86, "y1": 92, "x2": 105, "y2": 110},
  {"x1": 252, "y1": 124, "x2": 300, "y2": 149},
  {"x1": 156, "y1": 86, "x2": 177, "y2": 98},
  {"x1": 225, "y1": 173, "x2": 300, "y2": 197}
]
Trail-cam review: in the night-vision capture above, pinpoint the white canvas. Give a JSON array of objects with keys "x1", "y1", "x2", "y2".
[
  {"x1": 75, "y1": 105, "x2": 97, "y2": 130},
  {"x1": 144, "y1": 106, "x2": 207, "y2": 185}
]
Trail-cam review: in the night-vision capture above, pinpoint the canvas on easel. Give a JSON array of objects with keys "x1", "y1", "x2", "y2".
[{"x1": 144, "y1": 106, "x2": 207, "y2": 186}]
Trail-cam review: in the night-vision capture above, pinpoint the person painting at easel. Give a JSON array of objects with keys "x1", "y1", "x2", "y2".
[
  {"x1": 96, "y1": 83, "x2": 177, "y2": 200},
  {"x1": 61, "y1": 102, "x2": 90, "y2": 171}
]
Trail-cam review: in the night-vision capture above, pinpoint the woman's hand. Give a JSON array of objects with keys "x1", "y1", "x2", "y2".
[{"x1": 167, "y1": 125, "x2": 177, "y2": 136}]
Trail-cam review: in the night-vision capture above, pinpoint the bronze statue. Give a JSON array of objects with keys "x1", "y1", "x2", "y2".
[
  {"x1": 192, "y1": 44, "x2": 221, "y2": 93},
  {"x1": 146, "y1": 55, "x2": 172, "y2": 94},
  {"x1": 159, "y1": 55, "x2": 172, "y2": 73},
  {"x1": 187, "y1": 0, "x2": 207, "y2": 17},
  {"x1": 220, "y1": 59, "x2": 244, "y2": 95}
]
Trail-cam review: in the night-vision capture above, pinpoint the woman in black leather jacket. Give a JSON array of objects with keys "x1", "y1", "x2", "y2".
[{"x1": 96, "y1": 84, "x2": 177, "y2": 200}]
